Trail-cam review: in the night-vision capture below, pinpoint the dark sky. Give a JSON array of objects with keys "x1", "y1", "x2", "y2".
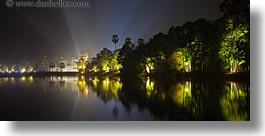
[{"x1": 0, "y1": 0, "x2": 224, "y2": 64}]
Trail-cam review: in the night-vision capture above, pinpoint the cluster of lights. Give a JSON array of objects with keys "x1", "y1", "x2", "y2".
[{"x1": 1, "y1": 70, "x2": 36, "y2": 74}]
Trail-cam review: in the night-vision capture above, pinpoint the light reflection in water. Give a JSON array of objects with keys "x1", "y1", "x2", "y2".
[
  {"x1": 90, "y1": 76, "x2": 123, "y2": 101},
  {"x1": 0, "y1": 76, "x2": 249, "y2": 121},
  {"x1": 77, "y1": 76, "x2": 89, "y2": 97},
  {"x1": 145, "y1": 77, "x2": 155, "y2": 97},
  {"x1": 220, "y1": 82, "x2": 249, "y2": 121},
  {"x1": 171, "y1": 81, "x2": 192, "y2": 108}
]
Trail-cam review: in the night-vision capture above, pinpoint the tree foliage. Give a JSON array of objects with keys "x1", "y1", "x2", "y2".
[{"x1": 86, "y1": 0, "x2": 249, "y2": 76}]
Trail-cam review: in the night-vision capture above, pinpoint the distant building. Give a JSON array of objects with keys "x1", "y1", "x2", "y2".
[
  {"x1": 37, "y1": 51, "x2": 89, "y2": 72},
  {"x1": 78, "y1": 51, "x2": 89, "y2": 62}
]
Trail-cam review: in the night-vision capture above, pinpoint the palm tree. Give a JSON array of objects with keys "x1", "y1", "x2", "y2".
[{"x1": 112, "y1": 34, "x2": 119, "y2": 50}]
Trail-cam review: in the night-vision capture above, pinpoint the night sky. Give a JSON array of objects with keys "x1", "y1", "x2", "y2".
[{"x1": 0, "y1": 0, "x2": 223, "y2": 64}]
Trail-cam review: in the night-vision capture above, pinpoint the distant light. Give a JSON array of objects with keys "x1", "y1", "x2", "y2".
[
  {"x1": 8, "y1": 71, "x2": 11, "y2": 73},
  {"x1": 21, "y1": 69, "x2": 26, "y2": 73},
  {"x1": 15, "y1": 71, "x2": 18, "y2": 73},
  {"x1": 1, "y1": 71, "x2": 5, "y2": 73},
  {"x1": 33, "y1": 71, "x2": 36, "y2": 73}
]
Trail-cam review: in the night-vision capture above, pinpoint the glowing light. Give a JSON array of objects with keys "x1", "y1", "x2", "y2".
[
  {"x1": 21, "y1": 76, "x2": 26, "y2": 81},
  {"x1": 145, "y1": 57, "x2": 155, "y2": 74},
  {"x1": 91, "y1": 77, "x2": 99, "y2": 87},
  {"x1": 146, "y1": 77, "x2": 155, "y2": 97},
  {"x1": 172, "y1": 82, "x2": 192, "y2": 107},
  {"x1": 28, "y1": 76, "x2": 34, "y2": 82},
  {"x1": 102, "y1": 77, "x2": 110, "y2": 91},
  {"x1": 77, "y1": 76, "x2": 89, "y2": 97},
  {"x1": 21, "y1": 68, "x2": 26, "y2": 73},
  {"x1": 11, "y1": 77, "x2": 15, "y2": 82},
  {"x1": 92, "y1": 66, "x2": 99, "y2": 72}
]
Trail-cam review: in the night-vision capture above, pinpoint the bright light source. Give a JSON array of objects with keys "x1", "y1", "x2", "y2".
[
  {"x1": 8, "y1": 71, "x2": 11, "y2": 73},
  {"x1": 21, "y1": 68, "x2": 26, "y2": 73}
]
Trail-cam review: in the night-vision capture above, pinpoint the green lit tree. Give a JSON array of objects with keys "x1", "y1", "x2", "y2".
[
  {"x1": 218, "y1": 0, "x2": 250, "y2": 72},
  {"x1": 109, "y1": 50, "x2": 121, "y2": 73},
  {"x1": 219, "y1": 19, "x2": 249, "y2": 72}
]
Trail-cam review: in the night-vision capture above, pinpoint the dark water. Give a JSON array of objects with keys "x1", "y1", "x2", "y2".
[{"x1": 0, "y1": 76, "x2": 249, "y2": 121}]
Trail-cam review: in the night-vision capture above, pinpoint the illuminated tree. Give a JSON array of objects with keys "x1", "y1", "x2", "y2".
[
  {"x1": 87, "y1": 0, "x2": 249, "y2": 76},
  {"x1": 86, "y1": 57, "x2": 98, "y2": 73},
  {"x1": 167, "y1": 50, "x2": 184, "y2": 72},
  {"x1": 0, "y1": 63, "x2": 8, "y2": 72},
  {"x1": 145, "y1": 57, "x2": 155, "y2": 74},
  {"x1": 219, "y1": 20, "x2": 249, "y2": 72},
  {"x1": 77, "y1": 58, "x2": 86, "y2": 73},
  {"x1": 182, "y1": 19, "x2": 217, "y2": 72},
  {"x1": 20, "y1": 59, "x2": 33, "y2": 72},
  {"x1": 109, "y1": 50, "x2": 121, "y2": 73},
  {"x1": 218, "y1": 0, "x2": 250, "y2": 72}
]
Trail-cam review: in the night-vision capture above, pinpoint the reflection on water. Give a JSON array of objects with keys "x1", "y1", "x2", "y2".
[
  {"x1": 0, "y1": 76, "x2": 249, "y2": 121},
  {"x1": 89, "y1": 76, "x2": 122, "y2": 103},
  {"x1": 220, "y1": 82, "x2": 249, "y2": 121}
]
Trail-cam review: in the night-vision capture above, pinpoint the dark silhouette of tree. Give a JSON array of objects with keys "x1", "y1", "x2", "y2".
[
  {"x1": 220, "y1": 0, "x2": 249, "y2": 27},
  {"x1": 137, "y1": 38, "x2": 144, "y2": 46},
  {"x1": 118, "y1": 37, "x2": 132, "y2": 63},
  {"x1": 124, "y1": 37, "x2": 132, "y2": 46},
  {"x1": 112, "y1": 34, "x2": 119, "y2": 50}
]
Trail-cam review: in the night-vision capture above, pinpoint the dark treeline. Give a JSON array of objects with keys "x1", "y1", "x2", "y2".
[{"x1": 86, "y1": 0, "x2": 250, "y2": 77}]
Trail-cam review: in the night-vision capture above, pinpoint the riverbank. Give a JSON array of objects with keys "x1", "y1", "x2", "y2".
[
  {"x1": 86, "y1": 71, "x2": 250, "y2": 82},
  {"x1": 0, "y1": 71, "x2": 250, "y2": 82},
  {"x1": 0, "y1": 72, "x2": 81, "y2": 77}
]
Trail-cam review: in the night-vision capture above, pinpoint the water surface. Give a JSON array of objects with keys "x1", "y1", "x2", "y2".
[{"x1": 0, "y1": 76, "x2": 249, "y2": 121}]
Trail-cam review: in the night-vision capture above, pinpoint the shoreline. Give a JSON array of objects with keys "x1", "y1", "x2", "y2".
[
  {"x1": 0, "y1": 72, "x2": 81, "y2": 77},
  {"x1": 0, "y1": 71, "x2": 250, "y2": 81}
]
